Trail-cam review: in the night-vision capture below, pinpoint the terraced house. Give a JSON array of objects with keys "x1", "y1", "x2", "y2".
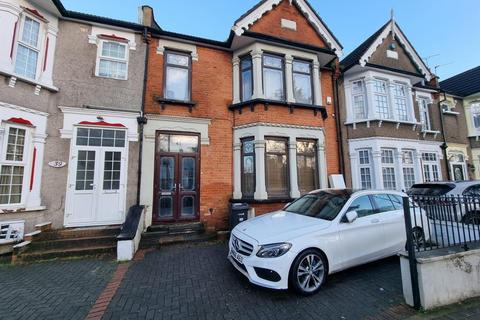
[
  {"x1": 0, "y1": 0, "x2": 146, "y2": 241},
  {"x1": 338, "y1": 16, "x2": 471, "y2": 191},
  {"x1": 138, "y1": 0, "x2": 343, "y2": 233},
  {"x1": 440, "y1": 66, "x2": 480, "y2": 180}
]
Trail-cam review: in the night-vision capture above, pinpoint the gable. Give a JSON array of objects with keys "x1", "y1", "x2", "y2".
[
  {"x1": 368, "y1": 34, "x2": 421, "y2": 75},
  {"x1": 233, "y1": 0, "x2": 342, "y2": 55}
]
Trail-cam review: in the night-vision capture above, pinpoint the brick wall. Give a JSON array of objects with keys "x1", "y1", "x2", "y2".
[{"x1": 249, "y1": 0, "x2": 327, "y2": 48}]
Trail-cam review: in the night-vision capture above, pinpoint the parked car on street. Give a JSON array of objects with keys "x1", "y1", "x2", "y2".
[
  {"x1": 407, "y1": 181, "x2": 480, "y2": 224},
  {"x1": 228, "y1": 189, "x2": 428, "y2": 295}
]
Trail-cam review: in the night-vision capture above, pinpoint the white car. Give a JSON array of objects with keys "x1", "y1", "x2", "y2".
[{"x1": 228, "y1": 189, "x2": 428, "y2": 295}]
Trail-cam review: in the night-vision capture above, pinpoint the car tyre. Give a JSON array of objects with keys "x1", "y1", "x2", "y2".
[{"x1": 289, "y1": 249, "x2": 327, "y2": 296}]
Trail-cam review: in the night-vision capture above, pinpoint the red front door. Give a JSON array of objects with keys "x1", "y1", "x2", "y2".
[{"x1": 153, "y1": 132, "x2": 200, "y2": 224}]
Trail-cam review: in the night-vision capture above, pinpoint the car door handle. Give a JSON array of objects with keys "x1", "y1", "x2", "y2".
[{"x1": 371, "y1": 219, "x2": 380, "y2": 224}]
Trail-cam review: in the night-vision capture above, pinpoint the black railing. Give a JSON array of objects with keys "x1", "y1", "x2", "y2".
[{"x1": 405, "y1": 195, "x2": 480, "y2": 253}]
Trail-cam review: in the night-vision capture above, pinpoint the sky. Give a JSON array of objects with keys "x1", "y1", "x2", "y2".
[{"x1": 61, "y1": 0, "x2": 479, "y2": 80}]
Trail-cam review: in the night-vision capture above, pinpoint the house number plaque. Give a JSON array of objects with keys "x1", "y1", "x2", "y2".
[{"x1": 48, "y1": 161, "x2": 67, "y2": 168}]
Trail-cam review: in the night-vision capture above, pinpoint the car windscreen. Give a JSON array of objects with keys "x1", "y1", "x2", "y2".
[
  {"x1": 407, "y1": 183, "x2": 454, "y2": 196},
  {"x1": 284, "y1": 191, "x2": 350, "y2": 221}
]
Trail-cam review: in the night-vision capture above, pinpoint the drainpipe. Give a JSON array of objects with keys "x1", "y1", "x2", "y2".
[
  {"x1": 331, "y1": 62, "x2": 345, "y2": 176},
  {"x1": 136, "y1": 27, "x2": 150, "y2": 205},
  {"x1": 438, "y1": 90, "x2": 451, "y2": 181}
]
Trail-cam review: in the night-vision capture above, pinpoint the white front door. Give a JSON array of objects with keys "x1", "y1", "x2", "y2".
[{"x1": 64, "y1": 127, "x2": 127, "y2": 227}]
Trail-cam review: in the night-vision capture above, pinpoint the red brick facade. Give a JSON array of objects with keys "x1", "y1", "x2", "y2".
[{"x1": 144, "y1": 0, "x2": 341, "y2": 230}]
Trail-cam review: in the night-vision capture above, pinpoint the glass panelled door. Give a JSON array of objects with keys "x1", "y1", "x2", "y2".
[{"x1": 154, "y1": 133, "x2": 199, "y2": 223}]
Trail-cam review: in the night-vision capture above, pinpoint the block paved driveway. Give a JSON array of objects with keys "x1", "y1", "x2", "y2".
[
  {"x1": 102, "y1": 242, "x2": 414, "y2": 320},
  {"x1": 0, "y1": 258, "x2": 116, "y2": 320}
]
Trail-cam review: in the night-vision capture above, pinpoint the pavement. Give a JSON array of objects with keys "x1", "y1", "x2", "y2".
[{"x1": 1, "y1": 241, "x2": 479, "y2": 320}]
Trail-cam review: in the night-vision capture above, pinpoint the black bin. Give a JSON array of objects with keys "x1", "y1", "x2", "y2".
[{"x1": 230, "y1": 203, "x2": 250, "y2": 229}]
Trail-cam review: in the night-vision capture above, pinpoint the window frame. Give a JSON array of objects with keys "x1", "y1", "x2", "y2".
[
  {"x1": 393, "y1": 82, "x2": 409, "y2": 121},
  {"x1": 351, "y1": 79, "x2": 367, "y2": 120},
  {"x1": 422, "y1": 152, "x2": 440, "y2": 182},
  {"x1": 262, "y1": 53, "x2": 286, "y2": 102},
  {"x1": 240, "y1": 137, "x2": 256, "y2": 199},
  {"x1": 292, "y1": 58, "x2": 314, "y2": 105},
  {"x1": 402, "y1": 150, "x2": 416, "y2": 190},
  {"x1": 470, "y1": 103, "x2": 480, "y2": 131},
  {"x1": 95, "y1": 39, "x2": 129, "y2": 80},
  {"x1": 418, "y1": 98, "x2": 432, "y2": 131},
  {"x1": 0, "y1": 124, "x2": 31, "y2": 206},
  {"x1": 296, "y1": 138, "x2": 318, "y2": 194},
  {"x1": 14, "y1": 13, "x2": 43, "y2": 80},
  {"x1": 358, "y1": 149, "x2": 373, "y2": 189},
  {"x1": 265, "y1": 136, "x2": 290, "y2": 198},
  {"x1": 239, "y1": 54, "x2": 254, "y2": 102},
  {"x1": 163, "y1": 50, "x2": 193, "y2": 102},
  {"x1": 373, "y1": 78, "x2": 390, "y2": 119},
  {"x1": 381, "y1": 148, "x2": 397, "y2": 190}
]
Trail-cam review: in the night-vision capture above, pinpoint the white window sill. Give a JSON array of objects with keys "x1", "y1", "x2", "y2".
[
  {"x1": 0, "y1": 69, "x2": 58, "y2": 92},
  {"x1": 0, "y1": 206, "x2": 47, "y2": 214},
  {"x1": 442, "y1": 110, "x2": 460, "y2": 115},
  {"x1": 94, "y1": 74, "x2": 128, "y2": 81},
  {"x1": 421, "y1": 130, "x2": 440, "y2": 138},
  {"x1": 345, "y1": 118, "x2": 421, "y2": 129}
]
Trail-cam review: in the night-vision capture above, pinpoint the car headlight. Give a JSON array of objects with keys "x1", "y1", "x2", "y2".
[{"x1": 256, "y1": 243, "x2": 292, "y2": 258}]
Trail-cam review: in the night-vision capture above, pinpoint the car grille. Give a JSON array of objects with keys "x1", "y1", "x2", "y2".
[{"x1": 231, "y1": 234, "x2": 254, "y2": 256}]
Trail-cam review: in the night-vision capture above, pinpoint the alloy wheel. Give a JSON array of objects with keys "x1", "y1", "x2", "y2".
[{"x1": 296, "y1": 253, "x2": 325, "y2": 293}]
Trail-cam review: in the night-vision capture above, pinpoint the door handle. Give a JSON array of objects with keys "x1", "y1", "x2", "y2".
[{"x1": 371, "y1": 219, "x2": 380, "y2": 224}]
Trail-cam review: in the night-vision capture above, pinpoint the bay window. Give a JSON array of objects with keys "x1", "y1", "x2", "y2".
[
  {"x1": 15, "y1": 16, "x2": 41, "y2": 79},
  {"x1": 0, "y1": 127, "x2": 27, "y2": 205},
  {"x1": 265, "y1": 137, "x2": 289, "y2": 197},
  {"x1": 402, "y1": 150, "x2": 416, "y2": 189},
  {"x1": 263, "y1": 54, "x2": 285, "y2": 101},
  {"x1": 352, "y1": 80, "x2": 366, "y2": 119},
  {"x1": 240, "y1": 56, "x2": 253, "y2": 102},
  {"x1": 292, "y1": 60, "x2": 313, "y2": 104},
  {"x1": 241, "y1": 137, "x2": 255, "y2": 198},
  {"x1": 358, "y1": 149, "x2": 372, "y2": 189},
  {"x1": 97, "y1": 41, "x2": 128, "y2": 80},
  {"x1": 296, "y1": 140, "x2": 318, "y2": 194},
  {"x1": 381, "y1": 149, "x2": 396, "y2": 190},
  {"x1": 394, "y1": 83, "x2": 408, "y2": 121},
  {"x1": 165, "y1": 51, "x2": 191, "y2": 101},
  {"x1": 374, "y1": 79, "x2": 389, "y2": 119}
]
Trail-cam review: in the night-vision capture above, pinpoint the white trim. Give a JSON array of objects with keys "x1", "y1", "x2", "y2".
[
  {"x1": 358, "y1": 21, "x2": 433, "y2": 81},
  {"x1": 59, "y1": 106, "x2": 139, "y2": 142},
  {"x1": 232, "y1": 0, "x2": 342, "y2": 56},
  {"x1": 144, "y1": 115, "x2": 211, "y2": 145},
  {"x1": 156, "y1": 38, "x2": 198, "y2": 61}
]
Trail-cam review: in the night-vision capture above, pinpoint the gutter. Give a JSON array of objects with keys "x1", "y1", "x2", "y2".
[
  {"x1": 136, "y1": 27, "x2": 150, "y2": 205},
  {"x1": 438, "y1": 90, "x2": 451, "y2": 181}
]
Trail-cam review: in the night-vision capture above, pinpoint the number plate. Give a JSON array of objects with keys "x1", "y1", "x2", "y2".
[{"x1": 230, "y1": 248, "x2": 244, "y2": 264}]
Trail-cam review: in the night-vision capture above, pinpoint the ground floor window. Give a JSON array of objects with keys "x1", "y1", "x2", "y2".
[
  {"x1": 422, "y1": 153, "x2": 440, "y2": 182},
  {"x1": 265, "y1": 137, "x2": 289, "y2": 197},
  {"x1": 402, "y1": 150, "x2": 416, "y2": 189},
  {"x1": 358, "y1": 149, "x2": 372, "y2": 189},
  {"x1": 296, "y1": 139, "x2": 318, "y2": 194},
  {"x1": 381, "y1": 149, "x2": 396, "y2": 190},
  {"x1": 241, "y1": 137, "x2": 255, "y2": 198}
]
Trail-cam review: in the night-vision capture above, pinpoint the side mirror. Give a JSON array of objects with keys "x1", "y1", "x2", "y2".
[{"x1": 345, "y1": 211, "x2": 358, "y2": 223}]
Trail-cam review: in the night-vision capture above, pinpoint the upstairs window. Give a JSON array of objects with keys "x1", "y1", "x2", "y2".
[
  {"x1": 394, "y1": 83, "x2": 408, "y2": 121},
  {"x1": 15, "y1": 16, "x2": 41, "y2": 79},
  {"x1": 471, "y1": 103, "x2": 480, "y2": 130},
  {"x1": 351, "y1": 80, "x2": 366, "y2": 119},
  {"x1": 263, "y1": 54, "x2": 285, "y2": 101},
  {"x1": 165, "y1": 51, "x2": 191, "y2": 101},
  {"x1": 240, "y1": 56, "x2": 253, "y2": 102},
  {"x1": 292, "y1": 60, "x2": 313, "y2": 104},
  {"x1": 373, "y1": 79, "x2": 389, "y2": 119},
  {"x1": 418, "y1": 98, "x2": 431, "y2": 131},
  {"x1": 97, "y1": 41, "x2": 128, "y2": 80}
]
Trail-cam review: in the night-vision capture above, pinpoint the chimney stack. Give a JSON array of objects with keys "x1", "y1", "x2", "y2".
[{"x1": 138, "y1": 5, "x2": 154, "y2": 27}]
